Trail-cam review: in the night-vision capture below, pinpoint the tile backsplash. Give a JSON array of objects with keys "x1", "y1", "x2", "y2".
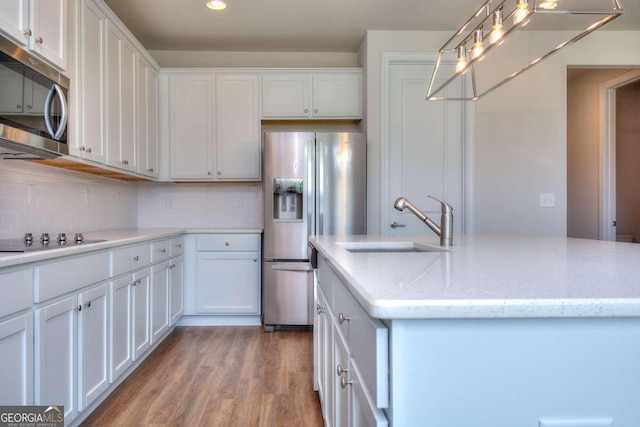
[
  {"x1": 136, "y1": 182, "x2": 263, "y2": 229},
  {"x1": 0, "y1": 160, "x2": 137, "y2": 239}
]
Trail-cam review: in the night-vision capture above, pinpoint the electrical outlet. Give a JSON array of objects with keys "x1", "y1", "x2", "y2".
[
  {"x1": 165, "y1": 195, "x2": 174, "y2": 209},
  {"x1": 540, "y1": 192, "x2": 555, "y2": 208},
  {"x1": 539, "y1": 418, "x2": 613, "y2": 427}
]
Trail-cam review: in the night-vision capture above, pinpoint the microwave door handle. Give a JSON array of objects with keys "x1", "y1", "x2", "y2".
[
  {"x1": 43, "y1": 84, "x2": 56, "y2": 138},
  {"x1": 53, "y1": 84, "x2": 68, "y2": 140}
]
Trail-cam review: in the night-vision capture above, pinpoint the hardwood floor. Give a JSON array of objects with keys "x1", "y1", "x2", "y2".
[{"x1": 82, "y1": 326, "x2": 324, "y2": 427}]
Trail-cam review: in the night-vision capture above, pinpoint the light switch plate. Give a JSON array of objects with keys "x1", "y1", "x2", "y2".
[{"x1": 539, "y1": 418, "x2": 613, "y2": 427}]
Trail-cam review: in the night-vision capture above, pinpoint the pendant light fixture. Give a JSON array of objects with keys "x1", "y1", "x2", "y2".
[{"x1": 427, "y1": 0, "x2": 624, "y2": 101}]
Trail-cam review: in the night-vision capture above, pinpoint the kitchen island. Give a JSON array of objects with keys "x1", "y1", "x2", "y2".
[{"x1": 309, "y1": 234, "x2": 640, "y2": 427}]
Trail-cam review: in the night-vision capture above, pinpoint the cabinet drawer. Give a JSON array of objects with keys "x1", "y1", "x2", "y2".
[
  {"x1": 317, "y1": 257, "x2": 334, "y2": 307},
  {"x1": 334, "y1": 280, "x2": 389, "y2": 409},
  {"x1": 170, "y1": 237, "x2": 184, "y2": 256},
  {"x1": 196, "y1": 234, "x2": 260, "y2": 251},
  {"x1": 151, "y1": 240, "x2": 171, "y2": 262},
  {"x1": 35, "y1": 252, "x2": 110, "y2": 303},
  {"x1": 0, "y1": 268, "x2": 33, "y2": 318},
  {"x1": 111, "y1": 243, "x2": 151, "y2": 277}
]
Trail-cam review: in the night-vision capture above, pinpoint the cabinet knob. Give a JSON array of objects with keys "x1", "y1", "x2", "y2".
[
  {"x1": 177, "y1": 244, "x2": 182, "y2": 248},
  {"x1": 217, "y1": 171, "x2": 222, "y2": 176},
  {"x1": 340, "y1": 376, "x2": 352, "y2": 389},
  {"x1": 253, "y1": 258, "x2": 257, "y2": 262},
  {"x1": 80, "y1": 146, "x2": 85, "y2": 151},
  {"x1": 122, "y1": 160, "x2": 129, "y2": 165},
  {"x1": 304, "y1": 108, "x2": 308, "y2": 113},
  {"x1": 75, "y1": 304, "x2": 82, "y2": 312},
  {"x1": 27, "y1": 105, "x2": 32, "y2": 109},
  {"x1": 133, "y1": 256, "x2": 140, "y2": 262},
  {"x1": 16, "y1": 104, "x2": 22, "y2": 109},
  {"x1": 24, "y1": 29, "x2": 32, "y2": 36},
  {"x1": 208, "y1": 171, "x2": 213, "y2": 176},
  {"x1": 84, "y1": 301, "x2": 92, "y2": 308},
  {"x1": 314, "y1": 109, "x2": 318, "y2": 113},
  {"x1": 86, "y1": 147, "x2": 92, "y2": 153},
  {"x1": 317, "y1": 304, "x2": 324, "y2": 315},
  {"x1": 36, "y1": 36, "x2": 43, "y2": 44},
  {"x1": 336, "y1": 365, "x2": 348, "y2": 376},
  {"x1": 147, "y1": 168, "x2": 155, "y2": 172},
  {"x1": 160, "y1": 248, "x2": 166, "y2": 253},
  {"x1": 225, "y1": 241, "x2": 230, "y2": 246},
  {"x1": 338, "y1": 313, "x2": 351, "y2": 324}
]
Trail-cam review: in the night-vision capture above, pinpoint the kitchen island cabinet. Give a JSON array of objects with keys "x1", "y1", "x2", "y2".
[{"x1": 310, "y1": 234, "x2": 640, "y2": 427}]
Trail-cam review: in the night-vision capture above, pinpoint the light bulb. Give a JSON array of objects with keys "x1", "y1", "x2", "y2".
[
  {"x1": 206, "y1": 0, "x2": 227, "y2": 10},
  {"x1": 455, "y1": 45, "x2": 468, "y2": 73},
  {"x1": 490, "y1": 9, "x2": 505, "y2": 45},
  {"x1": 513, "y1": 0, "x2": 529, "y2": 25},
  {"x1": 471, "y1": 29, "x2": 484, "y2": 60}
]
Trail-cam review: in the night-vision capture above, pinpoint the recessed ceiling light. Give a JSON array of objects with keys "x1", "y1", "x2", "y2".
[{"x1": 206, "y1": 0, "x2": 227, "y2": 10}]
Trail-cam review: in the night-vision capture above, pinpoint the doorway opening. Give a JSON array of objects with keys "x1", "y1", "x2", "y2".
[{"x1": 567, "y1": 68, "x2": 640, "y2": 242}]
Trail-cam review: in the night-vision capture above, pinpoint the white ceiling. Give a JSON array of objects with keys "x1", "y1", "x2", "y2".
[{"x1": 103, "y1": 0, "x2": 640, "y2": 52}]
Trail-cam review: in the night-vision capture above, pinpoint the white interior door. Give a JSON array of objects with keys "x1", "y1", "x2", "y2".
[{"x1": 383, "y1": 58, "x2": 466, "y2": 236}]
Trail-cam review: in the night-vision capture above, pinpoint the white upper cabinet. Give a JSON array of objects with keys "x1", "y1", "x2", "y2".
[
  {"x1": 215, "y1": 74, "x2": 260, "y2": 180},
  {"x1": 168, "y1": 72, "x2": 261, "y2": 181},
  {"x1": 0, "y1": 0, "x2": 67, "y2": 70},
  {"x1": 262, "y1": 70, "x2": 362, "y2": 120},
  {"x1": 137, "y1": 55, "x2": 159, "y2": 178},
  {"x1": 105, "y1": 22, "x2": 137, "y2": 172}
]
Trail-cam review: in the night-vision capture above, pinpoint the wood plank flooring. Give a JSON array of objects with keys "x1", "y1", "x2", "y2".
[{"x1": 81, "y1": 326, "x2": 324, "y2": 427}]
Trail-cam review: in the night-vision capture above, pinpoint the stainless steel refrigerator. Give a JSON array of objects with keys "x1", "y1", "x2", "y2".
[{"x1": 263, "y1": 131, "x2": 366, "y2": 330}]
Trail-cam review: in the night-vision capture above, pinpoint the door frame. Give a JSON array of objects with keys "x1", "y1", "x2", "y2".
[
  {"x1": 599, "y1": 69, "x2": 640, "y2": 241},
  {"x1": 380, "y1": 52, "x2": 475, "y2": 235}
]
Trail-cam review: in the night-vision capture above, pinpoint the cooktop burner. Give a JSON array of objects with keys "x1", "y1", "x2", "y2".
[{"x1": 0, "y1": 234, "x2": 107, "y2": 253}]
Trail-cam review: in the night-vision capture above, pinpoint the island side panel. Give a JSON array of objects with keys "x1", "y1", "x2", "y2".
[{"x1": 388, "y1": 317, "x2": 640, "y2": 427}]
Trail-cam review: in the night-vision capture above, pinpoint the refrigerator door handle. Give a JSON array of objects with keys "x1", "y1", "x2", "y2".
[{"x1": 270, "y1": 263, "x2": 314, "y2": 272}]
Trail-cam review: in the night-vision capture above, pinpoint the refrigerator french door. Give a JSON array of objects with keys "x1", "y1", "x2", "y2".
[{"x1": 263, "y1": 132, "x2": 366, "y2": 330}]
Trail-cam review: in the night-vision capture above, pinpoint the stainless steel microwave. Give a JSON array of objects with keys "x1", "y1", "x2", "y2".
[{"x1": 0, "y1": 35, "x2": 69, "y2": 159}]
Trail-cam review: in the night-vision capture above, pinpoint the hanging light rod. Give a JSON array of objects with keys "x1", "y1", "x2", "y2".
[{"x1": 426, "y1": 0, "x2": 624, "y2": 101}]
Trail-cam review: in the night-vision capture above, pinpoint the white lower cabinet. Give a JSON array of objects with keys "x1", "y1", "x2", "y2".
[
  {"x1": 195, "y1": 234, "x2": 261, "y2": 315},
  {"x1": 169, "y1": 255, "x2": 184, "y2": 325},
  {"x1": 35, "y1": 281, "x2": 110, "y2": 425},
  {"x1": 0, "y1": 312, "x2": 33, "y2": 405},
  {"x1": 315, "y1": 257, "x2": 388, "y2": 427},
  {"x1": 110, "y1": 274, "x2": 133, "y2": 382},
  {"x1": 132, "y1": 268, "x2": 151, "y2": 360},
  {"x1": 151, "y1": 261, "x2": 170, "y2": 343}
]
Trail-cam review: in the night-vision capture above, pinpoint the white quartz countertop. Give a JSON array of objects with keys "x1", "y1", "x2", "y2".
[
  {"x1": 309, "y1": 234, "x2": 640, "y2": 320},
  {"x1": 0, "y1": 228, "x2": 263, "y2": 268}
]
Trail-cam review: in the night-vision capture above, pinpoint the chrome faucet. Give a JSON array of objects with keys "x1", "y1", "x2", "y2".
[{"x1": 394, "y1": 196, "x2": 453, "y2": 247}]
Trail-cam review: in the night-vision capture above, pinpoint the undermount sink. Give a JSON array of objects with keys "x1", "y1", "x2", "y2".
[{"x1": 336, "y1": 241, "x2": 449, "y2": 253}]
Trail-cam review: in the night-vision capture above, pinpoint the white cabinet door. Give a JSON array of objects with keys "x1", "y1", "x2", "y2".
[
  {"x1": 29, "y1": 0, "x2": 66, "y2": 70},
  {"x1": 77, "y1": 0, "x2": 106, "y2": 162},
  {"x1": 137, "y1": 55, "x2": 159, "y2": 178},
  {"x1": 110, "y1": 275, "x2": 133, "y2": 382},
  {"x1": 215, "y1": 74, "x2": 260, "y2": 180},
  {"x1": 316, "y1": 286, "x2": 334, "y2": 427},
  {"x1": 0, "y1": 312, "x2": 33, "y2": 405},
  {"x1": 169, "y1": 255, "x2": 184, "y2": 325},
  {"x1": 0, "y1": 0, "x2": 29, "y2": 46},
  {"x1": 105, "y1": 22, "x2": 136, "y2": 172},
  {"x1": 35, "y1": 295, "x2": 78, "y2": 425},
  {"x1": 132, "y1": 268, "x2": 150, "y2": 360},
  {"x1": 312, "y1": 72, "x2": 362, "y2": 119},
  {"x1": 78, "y1": 282, "x2": 110, "y2": 411},
  {"x1": 334, "y1": 326, "x2": 349, "y2": 427},
  {"x1": 196, "y1": 251, "x2": 260, "y2": 314},
  {"x1": 262, "y1": 73, "x2": 311, "y2": 118},
  {"x1": 151, "y1": 261, "x2": 169, "y2": 343},
  {"x1": 169, "y1": 74, "x2": 214, "y2": 179},
  {"x1": 349, "y1": 361, "x2": 388, "y2": 427}
]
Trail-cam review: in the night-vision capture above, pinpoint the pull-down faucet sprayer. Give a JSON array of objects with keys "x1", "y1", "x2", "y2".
[{"x1": 394, "y1": 196, "x2": 453, "y2": 247}]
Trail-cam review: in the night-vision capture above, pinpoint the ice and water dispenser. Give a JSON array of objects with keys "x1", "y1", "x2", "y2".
[{"x1": 273, "y1": 178, "x2": 303, "y2": 221}]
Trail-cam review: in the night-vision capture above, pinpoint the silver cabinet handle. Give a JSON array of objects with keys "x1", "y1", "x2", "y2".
[
  {"x1": 122, "y1": 160, "x2": 129, "y2": 165},
  {"x1": 86, "y1": 147, "x2": 92, "y2": 153},
  {"x1": 208, "y1": 171, "x2": 212, "y2": 176},
  {"x1": 74, "y1": 304, "x2": 82, "y2": 312},
  {"x1": 317, "y1": 304, "x2": 324, "y2": 315},
  {"x1": 338, "y1": 313, "x2": 350, "y2": 324},
  {"x1": 390, "y1": 221, "x2": 406, "y2": 229},
  {"x1": 253, "y1": 258, "x2": 257, "y2": 262},
  {"x1": 36, "y1": 36, "x2": 43, "y2": 44},
  {"x1": 336, "y1": 365, "x2": 347, "y2": 376},
  {"x1": 84, "y1": 301, "x2": 91, "y2": 308},
  {"x1": 147, "y1": 168, "x2": 154, "y2": 172},
  {"x1": 225, "y1": 241, "x2": 230, "y2": 246},
  {"x1": 340, "y1": 376, "x2": 352, "y2": 389},
  {"x1": 160, "y1": 248, "x2": 166, "y2": 253},
  {"x1": 133, "y1": 256, "x2": 139, "y2": 261},
  {"x1": 24, "y1": 29, "x2": 32, "y2": 36},
  {"x1": 217, "y1": 171, "x2": 222, "y2": 175}
]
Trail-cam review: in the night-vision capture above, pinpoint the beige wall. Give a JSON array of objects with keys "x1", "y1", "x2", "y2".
[
  {"x1": 616, "y1": 80, "x2": 640, "y2": 241},
  {"x1": 149, "y1": 50, "x2": 358, "y2": 68},
  {"x1": 567, "y1": 69, "x2": 629, "y2": 240}
]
